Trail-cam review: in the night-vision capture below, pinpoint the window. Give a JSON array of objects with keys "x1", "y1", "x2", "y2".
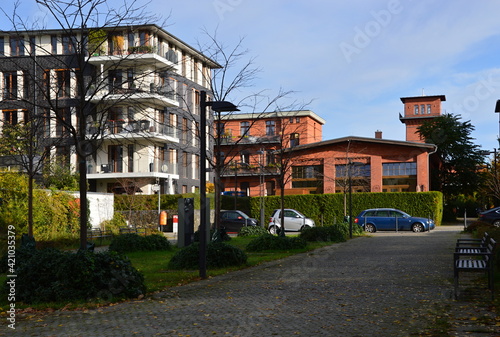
[
  {"x1": 266, "y1": 120, "x2": 275, "y2": 136},
  {"x1": 127, "y1": 144, "x2": 134, "y2": 172},
  {"x1": 62, "y1": 35, "x2": 76, "y2": 54},
  {"x1": 51, "y1": 35, "x2": 58, "y2": 54},
  {"x1": 420, "y1": 105, "x2": 425, "y2": 115},
  {"x1": 335, "y1": 164, "x2": 371, "y2": 178},
  {"x1": 23, "y1": 72, "x2": 30, "y2": 99},
  {"x1": 42, "y1": 70, "x2": 50, "y2": 98},
  {"x1": 427, "y1": 104, "x2": 431, "y2": 114},
  {"x1": 382, "y1": 162, "x2": 417, "y2": 176},
  {"x1": 126, "y1": 68, "x2": 134, "y2": 89},
  {"x1": 290, "y1": 133, "x2": 299, "y2": 147},
  {"x1": 3, "y1": 71, "x2": 17, "y2": 100},
  {"x1": 414, "y1": 105, "x2": 419, "y2": 115},
  {"x1": 296, "y1": 117, "x2": 300, "y2": 123},
  {"x1": 240, "y1": 121, "x2": 250, "y2": 136},
  {"x1": 29, "y1": 36, "x2": 36, "y2": 54},
  {"x1": 194, "y1": 90, "x2": 200, "y2": 115},
  {"x1": 289, "y1": 117, "x2": 294, "y2": 123},
  {"x1": 10, "y1": 36, "x2": 24, "y2": 56},
  {"x1": 56, "y1": 69, "x2": 71, "y2": 98},
  {"x1": 2, "y1": 110, "x2": 18, "y2": 125},
  {"x1": 108, "y1": 69, "x2": 122, "y2": 93},
  {"x1": 217, "y1": 122, "x2": 225, "y2": 136},
  {"x1": 0, "y1": 37, "x2": 4, "y2": 55},
  {"x1": 293, "y1": 165, "x2": 323, "y2": 179},
  {"x1": 128, "y1": 32, "x2": 135, "y2": 48},
  {"x1": 182, "y1": 118, "x2": 188, "y2": 142},
  {"x1": 139, "y1": 30, "x2": 150, "y2": 46},
  {"x1": 55, "y1": 108, "x2": 70, "y2": 137},
  {"x1": 182, "y1": 151, "x2": 188, "y2": 178},
  {"x1": 55, "y1": 146, "x2": 70, "y2": 166}
]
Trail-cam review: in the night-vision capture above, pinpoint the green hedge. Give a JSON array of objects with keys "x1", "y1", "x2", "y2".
[
  {"x1": 249, "y1": 192, "x2": 443, "y2": 227},
  {"x1": 115, "y1": 191, "x2": 443, "y2": 226}
]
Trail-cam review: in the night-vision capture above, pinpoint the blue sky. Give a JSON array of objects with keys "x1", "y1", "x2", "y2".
[{"x1": 3, "y1": 0, "x2": 500, "y2": 153}]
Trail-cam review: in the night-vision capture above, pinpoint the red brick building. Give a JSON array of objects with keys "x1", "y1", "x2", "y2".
[{"x1": 216, "y1": 95, "x2": 443, "y2": 196}]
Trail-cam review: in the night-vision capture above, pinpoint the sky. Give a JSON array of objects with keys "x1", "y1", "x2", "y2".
[{"x1": 3, "y1": 0, "x2": 500, "y2": 153}]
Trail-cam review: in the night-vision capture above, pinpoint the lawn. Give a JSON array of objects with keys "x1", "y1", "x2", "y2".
[{"x1": 125, "y1": 236, "x2": 334, "y2": 293}]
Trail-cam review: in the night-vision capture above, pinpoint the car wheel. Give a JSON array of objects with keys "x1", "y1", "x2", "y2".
[
  {"x1": 493, "y1": 220, "x2": 500, "y2": 228},
  {"x1": 300, "y1": 225, "x2": 311, "y2": 231},
  {"x1": 365, "y1": 224, "x2": 376, "y2": 233},
  {"x1": 269, "y1": 225, "x2": 280, "y2": 235},
  {"x1": 412, "y1": 223, "x2": 424, "y2": 232}
]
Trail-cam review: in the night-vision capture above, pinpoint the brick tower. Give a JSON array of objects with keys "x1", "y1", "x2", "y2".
[{"x1": 399, "y1": 95, "x2": 446, "y2": 143}]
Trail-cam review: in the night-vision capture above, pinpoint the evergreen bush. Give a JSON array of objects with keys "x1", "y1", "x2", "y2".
[
  {"x1": 2, "y1": 249, "x2": 145, "y2": 304},
  {"x1": 299, "y1": 223, "x2": 355, "y2": 243},
  {"x1": 246, "y1": 234, "x2": 307, "y2": 252},
  {"x1": 109, "y1": 233, "x2": 172, "y2": 253},
  {"x1": 238, "y1": 226, "x2": 269, "y2": 237},
  {"x1": 168, "y1": 242, "x2": 247, "y2": 270}
]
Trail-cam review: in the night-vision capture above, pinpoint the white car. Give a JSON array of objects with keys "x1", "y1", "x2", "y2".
[{"x1": 268, "y1": 209, "x2": 315, "y2": 234}]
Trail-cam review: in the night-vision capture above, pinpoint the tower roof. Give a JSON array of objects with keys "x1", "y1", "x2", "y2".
[{"x1": 400, "y1": 95, "x2": 446, "y2": 103}]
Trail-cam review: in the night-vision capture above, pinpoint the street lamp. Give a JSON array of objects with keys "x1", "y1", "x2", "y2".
[
  {"x1": 199, "y1": 90, "x2": 239, "y2": 279},
  {"x1": 495, "y1": 100, "x2": 500, "y2": 147}
]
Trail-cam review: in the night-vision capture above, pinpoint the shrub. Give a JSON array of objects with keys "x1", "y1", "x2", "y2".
[
  {"x1": 300, "y1": 225, "x2": 347, "y2": 243},
  {"x1": 2, "y1": 248, "x2": 145, "y2": 304},
  {"x1": 168, "y1": 242, "x2": 247, "y2": 270},
  {"x1": 109, "y1": 233, "x2": 172, "y2": 253},
  {"x1": 246, "y1": 234, "x2": 307, "y2": 252},
  {"x1": 100, "y1": 212, "x2": 127, "y2": 235},
  {"x1": 238, "y1": 226, "x2": 269, "y2": 237}
]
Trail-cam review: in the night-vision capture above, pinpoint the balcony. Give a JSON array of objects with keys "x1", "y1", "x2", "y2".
[
  {"x1": 87, "y1": 120, "x2": 178, "y2": 143},
  {"x1": 88, "y1": 47, "x2": 179, "y2": 71},
  {"x1": 87, "y1": 86, "x2": 178, "y2": 108},
  {"x1": 87, "y1": 160, "x2": 179, "y2": 180}
]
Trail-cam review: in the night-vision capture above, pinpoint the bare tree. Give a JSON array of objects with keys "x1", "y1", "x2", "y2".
[
  {"x1": 0, "y1": 0, "x2": 172, "y2": 249},
  {"x1": 193, "y1": 30, "x2": 309, "y2": 234}
]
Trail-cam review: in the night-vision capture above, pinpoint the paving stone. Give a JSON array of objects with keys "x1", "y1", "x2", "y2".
[{"x1": 2, "y1": 225, "x2": 499, "y2": 336}]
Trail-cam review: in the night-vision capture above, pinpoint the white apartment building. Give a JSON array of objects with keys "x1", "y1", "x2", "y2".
[{"x1": 0, "y1": 24, "x2": 220, "y2": 195}]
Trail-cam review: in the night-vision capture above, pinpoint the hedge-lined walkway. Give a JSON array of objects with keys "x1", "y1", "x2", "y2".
[{"x1": 4, "y1": 225, "x2": 499, "y2": 336}]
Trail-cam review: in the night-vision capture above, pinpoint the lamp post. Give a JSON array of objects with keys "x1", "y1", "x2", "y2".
[
  {"x1": 199, "y1": 91, "x2": 238, "y2": 279},
  {"x1": 495, "y1": 100, "x2": 500, "y2": 147}
]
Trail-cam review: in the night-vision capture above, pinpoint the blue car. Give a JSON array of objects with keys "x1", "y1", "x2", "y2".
[{"x1": 354, "y1": 208, "x2": 435, "y2": 233}]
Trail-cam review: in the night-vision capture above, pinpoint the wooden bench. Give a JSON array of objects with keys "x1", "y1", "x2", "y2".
[{"x1": 454, "y1": 238, "x2": 496, "y2": 300}]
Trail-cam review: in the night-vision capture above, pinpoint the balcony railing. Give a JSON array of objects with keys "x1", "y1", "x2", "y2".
[
  {"x1": 87, "y1": 120, "x2": 177, "y2": 139},
  {"x1": 87, "y1": 160, "x2": 178, "y2": 175}
]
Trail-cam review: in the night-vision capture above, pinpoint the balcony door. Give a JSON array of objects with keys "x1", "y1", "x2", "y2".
[{"x1": 108, "y1": 145, "x2": 123, "y2": 172}]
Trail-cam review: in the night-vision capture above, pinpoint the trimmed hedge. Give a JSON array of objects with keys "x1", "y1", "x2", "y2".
[
  {"x1": 2, "y1": 248, "x2": 145, "y2": 304},
  {"x1": 109, "y1": 233, "x2": 172, "y2": 253},
  {"x1": 249, "y1": 192, "x2": 443, "y2": 227},
  {"x1": 168, "y1": 242, "x2": 247, "y2": 269},
  {"x1": 246, "y1": 234, "x2": 307, "y2": 252}
]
